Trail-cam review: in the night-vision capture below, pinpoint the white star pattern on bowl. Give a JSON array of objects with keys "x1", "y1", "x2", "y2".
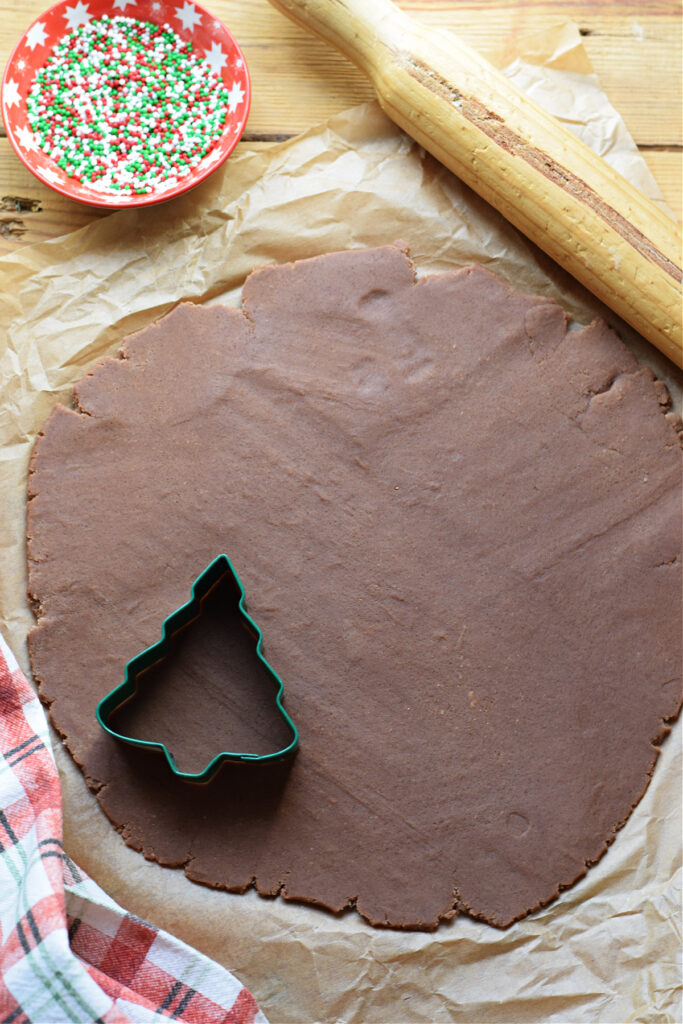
[
  {"x1": 3, "y1": 79, "x2": 20, "y2": 109},
  {"x1": 63, "y1": 2, "x2": 93, "y2": 31},
  {"x1": 227, "y1": 81, "x2": 245, "y2": 113},
  {"x1": 202, "y1": 147, "x2": 224, "y2": 166},
  {"x1": 25, "y1": 22, "x2": 48, "y2": 50},
  {"x1": 41, "y1": 167, "x2": 64, "y2": 185},
  {"x1": 204, "y1": 40, "x2": 227, "y2": 75},
  {"x1": 175, "y1": 2, "x2": 202, "y2": 33},
  {"x1": 17, "y1": 126, "x2": 38, "y2": 152}
]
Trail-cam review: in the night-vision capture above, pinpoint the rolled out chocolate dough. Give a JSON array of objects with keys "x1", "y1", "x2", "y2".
[{"x1": 27, "y1": 244, "x2": 682, "y2": 929}]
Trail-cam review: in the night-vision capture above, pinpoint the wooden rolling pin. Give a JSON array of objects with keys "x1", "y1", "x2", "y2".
[{"x1": 268, "y1": 0, "x2": 683, "y2": 367}]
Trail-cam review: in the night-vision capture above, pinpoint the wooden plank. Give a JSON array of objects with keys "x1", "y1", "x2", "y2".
[
  {"x1": 0, "y1": 137, "x2": 678, "y2": 257},
  {"x1": 0, "y1": 140, "x2": 269, "y2": 255},
  {"x1": 643, "y1": 149, "x2": 683, "y2": 224},
  {"x1": 1, "y1": 1, "x2": 680, "y2": 147}
]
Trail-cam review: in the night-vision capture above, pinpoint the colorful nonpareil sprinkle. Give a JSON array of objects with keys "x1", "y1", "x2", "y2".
[{"x1": 26, "y1": 15, "x2": 232, "y2": 196}]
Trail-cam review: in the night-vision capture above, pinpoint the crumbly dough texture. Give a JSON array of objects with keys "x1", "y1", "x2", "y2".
[{"x1": 27, "y1": 244, "x2": 682, "y2": 929}]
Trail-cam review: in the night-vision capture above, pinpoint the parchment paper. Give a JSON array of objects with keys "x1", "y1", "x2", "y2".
[{"x1": 1, "y1": 21, "x2": 681, "y2": 1024}]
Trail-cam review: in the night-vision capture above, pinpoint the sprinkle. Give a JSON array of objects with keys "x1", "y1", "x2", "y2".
[{"x1": 26, "y1": 15, "x2": 234, "y2": 196}]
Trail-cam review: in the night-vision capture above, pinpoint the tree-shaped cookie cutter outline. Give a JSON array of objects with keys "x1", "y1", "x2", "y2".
[{"x1": 96, "y1": 554, "x2": 299, "y2": 784}]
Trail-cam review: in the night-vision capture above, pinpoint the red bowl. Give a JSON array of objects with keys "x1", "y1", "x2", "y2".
[{"x1": 1, "y1": 0, "x2": 251, "y2": 208}]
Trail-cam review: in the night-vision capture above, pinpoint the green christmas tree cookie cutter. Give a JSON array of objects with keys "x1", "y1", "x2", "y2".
[{"x1": 96, "y1": 554, "x2": 299, "y2": 784}]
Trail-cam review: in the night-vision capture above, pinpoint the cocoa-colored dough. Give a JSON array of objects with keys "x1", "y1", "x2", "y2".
[{"x1": 27, "y1": 244, "x2": 682, "y2": 929}]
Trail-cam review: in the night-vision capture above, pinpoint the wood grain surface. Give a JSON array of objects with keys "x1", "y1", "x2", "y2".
[{"x1": 0, "y1": 0, "x2": 680, "y2": 255}]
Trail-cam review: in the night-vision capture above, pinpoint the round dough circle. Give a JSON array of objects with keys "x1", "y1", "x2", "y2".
[{"x1": 28, "y1": 245, "x2": 682, "y2": 928}]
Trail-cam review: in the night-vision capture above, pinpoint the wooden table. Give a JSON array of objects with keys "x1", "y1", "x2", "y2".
[{"x1": 1, "y1": 0, "x2": 680, "y2": 256}]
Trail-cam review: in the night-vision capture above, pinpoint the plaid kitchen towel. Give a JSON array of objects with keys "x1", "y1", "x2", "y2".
[{"x1": 0, "y1": 632, "x2": 267, "y2": 1024}]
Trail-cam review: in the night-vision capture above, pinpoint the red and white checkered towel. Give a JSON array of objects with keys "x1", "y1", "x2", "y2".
[{"x1": 0, "y1": 632, "x2": 267, "y2": 1024}]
